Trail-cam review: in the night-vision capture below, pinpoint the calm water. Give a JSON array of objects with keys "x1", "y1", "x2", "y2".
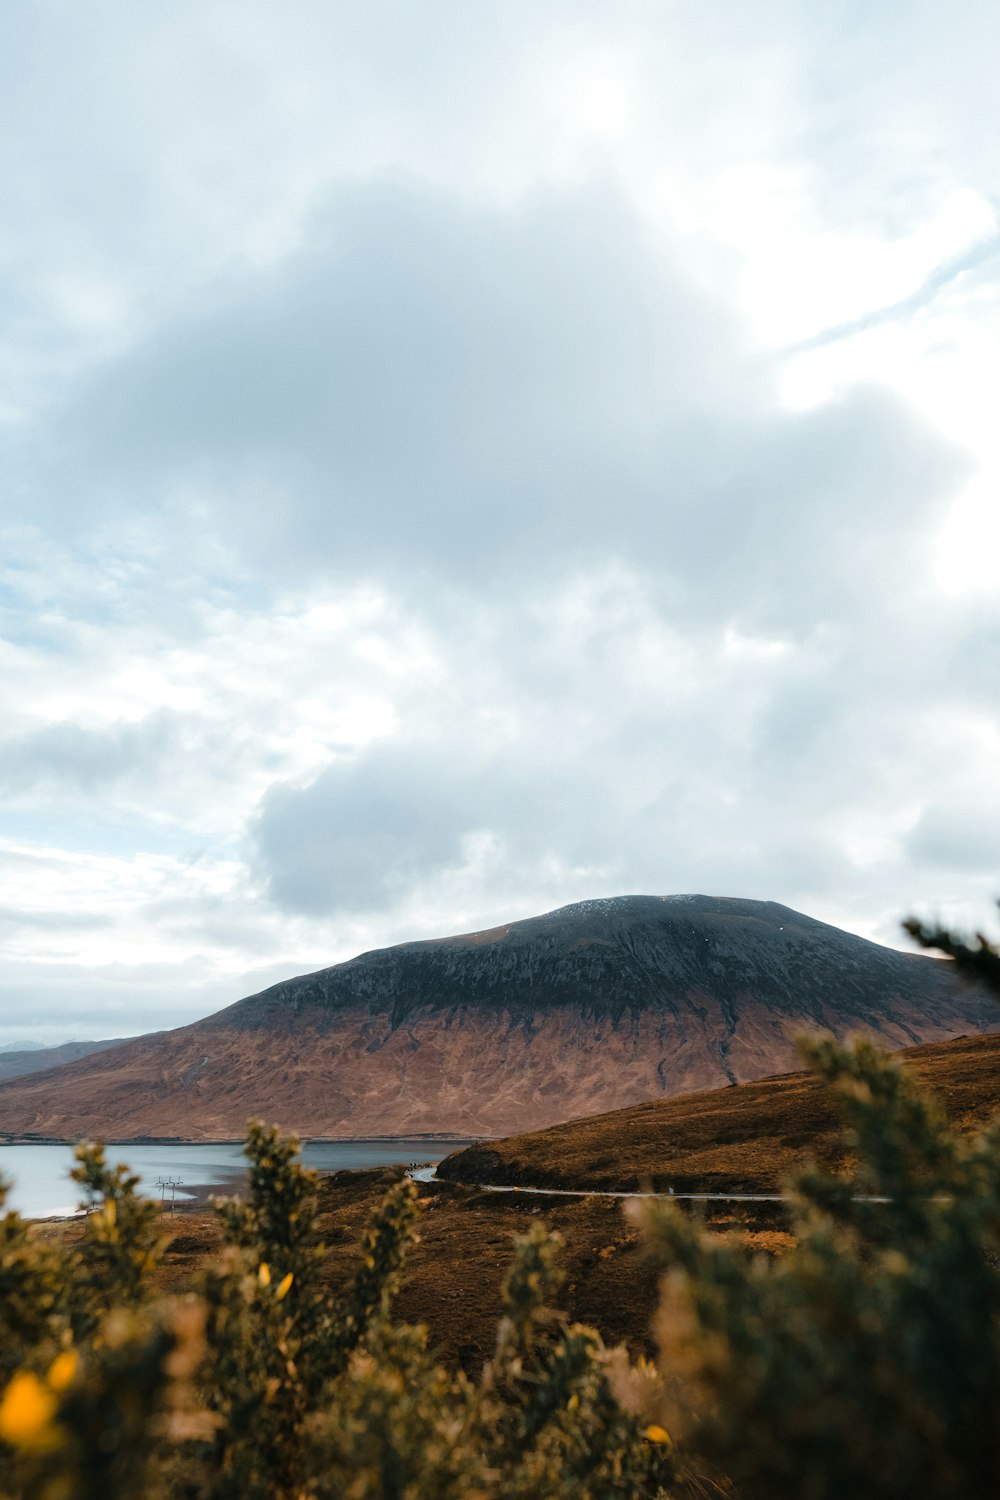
[{"x1": 0, "y1": 1139, "x2": 476, "y2": 1218}]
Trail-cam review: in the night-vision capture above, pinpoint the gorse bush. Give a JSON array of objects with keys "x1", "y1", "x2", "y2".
[
  {"x1": 1, "y1": 907, "x2": 997, "y2": 1499},
  {"x1": 0, "y1": 1125, "x2": 670, "y2": 1500},
  {"x1": 638, "y1": 909, "x2": 1000, "y2": 1500},
  {"x1": 0, "y1": 1144, "x2": 183, "y2": 1500}
]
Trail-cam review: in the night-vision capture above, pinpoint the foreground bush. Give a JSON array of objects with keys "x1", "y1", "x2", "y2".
[
  {"x1": 0, "y1": 1123, "x2": 668, "y2": 1500},
  {"x1": 639, "y1": 910, "x2": 1000, "y2": 1500}
]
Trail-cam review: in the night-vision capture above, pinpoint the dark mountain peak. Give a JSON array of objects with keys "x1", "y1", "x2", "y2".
[
  {"x1": 220, "y1": 892, "x2": 948, "y2": 1034},
  {"x1": 357, "y1": 893, "x2": 889, "y2": 963},
  {"x1": 454, "y1": 893, "x2": 831, "y2": 942}
]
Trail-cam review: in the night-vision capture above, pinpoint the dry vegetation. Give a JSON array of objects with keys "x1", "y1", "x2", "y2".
[
  {"x1": 439, "y1": 1029, "x2": 1000, "y2": 1193},
  {"x1": 5, "y1": 1130, "x2": 673, "y2": 1500},
  {"x1": 36, "y1": 1166, "x2": 784, "y2": 1376},
  {"x1": 6, "y1": 1025, "x2": 1000, "y2": 1497},
  {"x1": 33, "y1": 1027, "x2": 998, "y2": 1377}
]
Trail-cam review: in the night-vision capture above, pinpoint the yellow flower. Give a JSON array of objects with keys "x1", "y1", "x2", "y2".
[
  {"x1": 0, "y1": 1371, "x2": 58, "y2": 1451},
  {"x1": 258, "y1": 1262, "x2": 271, "y2": 1287},
  {"x1": 47, "y1": 1351, "x2": 78, "y2": 1393},
  {"x1": 645, "y1": 1424, "x2": 671, "y2": 1445},
  {"x1": 275, "y1": 1272, "x2": 294, "y2": 1301}
]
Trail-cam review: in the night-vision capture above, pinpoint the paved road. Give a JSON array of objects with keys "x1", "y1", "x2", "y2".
[
  {"x1": 408, "y1": 1165, "x2": 888, "y2": 1204},
  {"x1": 407, "y1": 1165, "x2": 788, "y2": 1201}
]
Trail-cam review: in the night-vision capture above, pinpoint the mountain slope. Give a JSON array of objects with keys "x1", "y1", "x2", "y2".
[
  {"x1": 0, "y1": 1039, "x2": 128, "y2": 1083},
  {"x1": 436, "y1": 1029, "x2": 1000, "y2": 1194},
  {"x1": 0, "y1": 895, "x2": 995, "y2": 1142}
]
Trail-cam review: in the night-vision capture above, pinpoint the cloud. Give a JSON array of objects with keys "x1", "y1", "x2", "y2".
[
  {"x1": 36, "y1": 178, "x2": 964, "y2": 644},
  {"x1": 0, "y1": 2, "x2": 999, "y2": 1041},
  {"x1": 48, "y1": 182, "x2": 736, "y2": 573},
  {"x1": 244, "y1": 573, "x2": 868, "y2": 924},
  {"x1": 0, "y1": 716, "x2": 181, "y2": 795},
  {"x1": 907, "y1": 802, "x2": 1000, "y2": 876},
  {"x1": 254, "y1": 749, "x2": 475, "y2": 914}
]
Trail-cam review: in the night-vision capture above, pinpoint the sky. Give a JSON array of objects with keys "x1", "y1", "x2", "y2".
[{"x1": 2, "y1": 1, "x2": 999, "y2": 1045}]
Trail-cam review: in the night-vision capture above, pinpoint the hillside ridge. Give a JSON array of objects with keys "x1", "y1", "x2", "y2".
[
  {"x1": 214, "y1": 893, "x2": 955, "y2": 1039},
  {"x1": 436, "y1": 1030, "x2": 1000, "y2": 1194},
  {"x1": 0, "y1": 1038, "x2": 130, "y2": 1084},
  {"x1": 0, "y1": 894, "x2": 995, "y2": 1141}
]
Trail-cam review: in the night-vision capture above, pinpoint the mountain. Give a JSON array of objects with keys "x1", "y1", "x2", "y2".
[
  {"x1": 436, "y1": 1029, "x2": 1000, "y2": 1194},
  {"x1": 0, "y1": 895, "x2": 995, "y2": 1142},
  {"x1": 0, "y1": 1038, "x2": 128, "y2": 1083}
]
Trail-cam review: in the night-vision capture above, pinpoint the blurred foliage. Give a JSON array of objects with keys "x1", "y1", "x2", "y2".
[
  {"x1": 638, "y1": 906, "x2": 1000, "y2": 1500},
  {"x1": 0, "y1": 1125, "x2": 667, "y2": 1500},
  {"x1": 904, "y1": 900, "x2": 1000, "y2": 994}
]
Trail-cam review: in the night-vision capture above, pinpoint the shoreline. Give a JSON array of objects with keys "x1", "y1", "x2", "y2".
[
  {"x1": 4, "y1": 1139, "x2": 479, "y2": 1221},
  {"x1": 1, "y1": 1133, "x2": 483, "y2": 1147},
  {"x1": 24, "y1": 1159, "x2": 429, "y2": 1224}
]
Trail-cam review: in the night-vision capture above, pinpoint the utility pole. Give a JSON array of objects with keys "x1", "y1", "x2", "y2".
[{"x1": 155, "y1": 1176, "x2": 184, "y2": 1215}]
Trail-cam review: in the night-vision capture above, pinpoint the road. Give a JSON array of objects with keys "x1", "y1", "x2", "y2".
[
  {"x1": 408, "y1": 1165, "x2": 789, "y2": 1201},
  {"x1": 408, "y1": 1164, "x2": 888, "y2": 1204}
]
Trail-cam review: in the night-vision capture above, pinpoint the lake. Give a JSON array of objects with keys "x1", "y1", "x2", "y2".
[{"x1": 0, "y1": 1138, "x2": 476, "y2": 1218}]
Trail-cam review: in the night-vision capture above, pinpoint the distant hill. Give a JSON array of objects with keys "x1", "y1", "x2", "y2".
[
  {"x1": 436, "y1": 1030, "x2": 1000, "y2": 1194},
  {"x1": 0, "y1": 895, "x2": 995, "y2": 1142},
  {"x1": 0, "y1": 1041, "x2": 45, "y2": 1053},
  {"x1": 0, "y1": 1038, "x2": 128, "y2": 1083}
]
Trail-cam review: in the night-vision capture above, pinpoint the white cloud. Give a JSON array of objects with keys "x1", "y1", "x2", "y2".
[{"x1": 0, "y1": 2, "x2": 998, "y2": 1040}]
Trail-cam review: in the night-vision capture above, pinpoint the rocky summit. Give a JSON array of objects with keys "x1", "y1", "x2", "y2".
[{"x1": 0, "y1": 895, "x2": 995, "y2": 1141}]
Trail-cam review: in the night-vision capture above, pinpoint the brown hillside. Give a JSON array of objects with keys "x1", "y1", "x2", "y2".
[
  {"x1": 437, "y1": 1030, "x2": 1000, "y2": 1194},
  {"x1": 2, "y1": 895, "x2": 996, "y2": 1142},
  {"x1": 0, "y1": 1038, "x2": 129, "y2": 1083},
  {"x1": 33, "y1": 1034, "x2": 1000, "y2": 1381}
]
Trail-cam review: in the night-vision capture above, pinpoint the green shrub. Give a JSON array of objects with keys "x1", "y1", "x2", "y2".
[
  {"x1": 0, "y1": 1179, "x2": 65, "y2": 1386},
  {"x1": 0, "y1": 1126, "x2": 667, "y2": 1500},
  {"x1": 0, "y1": 1143, "x2": 186, "y2": 1500},
  {"x1": 638, "y1": 912, "x2": 1000, "y2": 1500}
]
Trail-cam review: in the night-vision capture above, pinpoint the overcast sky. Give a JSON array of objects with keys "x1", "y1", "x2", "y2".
[{"x1": 2, "y1": 1, "x2": 999, "y2": 1044}]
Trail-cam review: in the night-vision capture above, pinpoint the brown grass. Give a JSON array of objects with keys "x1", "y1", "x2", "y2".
[
  {"x1": 33, "y1": 1166, "x2": 788, "y2": 1375},
  {"x1": 30, "y1": 1030, "x2": 1000, "y2": 1377},
  {"x1": 438, "y1": 1030, "x2": 1000, "y2": 1194}
]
